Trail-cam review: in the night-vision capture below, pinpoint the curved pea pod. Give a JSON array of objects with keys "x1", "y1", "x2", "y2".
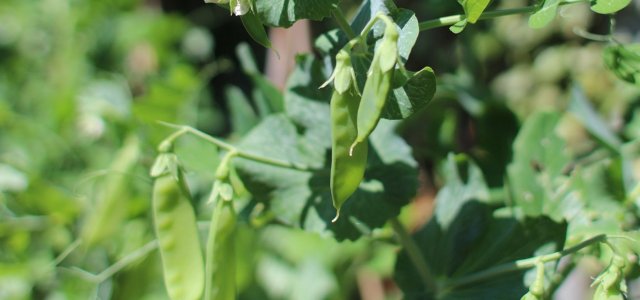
[
  {"x1": 351, "y1": 59, "x2": 394, "y2": 154},
  {"x1": 205, "y1": 199, "x2": 237, "y2": 300},
  {"x1": 153, "y1": 173, "x2": 205, "y2": 300},
  {"x1": 350, "y1": 25, "x2": 398, "y2": 153},
  {"x1": 331, "y1": 86, "x2": 368, "y2": 221}
]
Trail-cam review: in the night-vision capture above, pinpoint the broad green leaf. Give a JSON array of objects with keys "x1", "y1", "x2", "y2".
[
  {"x1": 395, "y1": 155, "x2": 566, "y2": 299},
  {"x1": 603, "y1": 43, "x2": 640, "y2": 86},
  {"x1": 569, "y1": 85, "x2": 622, "y2": 153},
  {"x1": 382, "y1": 67, "x2": 437, "y2": 119},
  {"x1": 225, "y1": 86, "x2": 259, "y2": 136},
  {"x1": 254, "y1": 0, "x2": 339, "y2": 28},
  {"x1": 284, "y1": 55, "x2": 333, "y2": 149},
  {"x1": 590, "y1": 0, "x2": 631, "y2": 14},
  {"x1": 240, "y1": 10, "x2": 273, "y2": 49},
  {"x1": 506, "y1": 112, "x2": 571, "y2": 221},
  {"x1": 458, "y1": 0, "x2": 492, "y2": 23},
  {"x1": 434, "y1": 154, "x2": 491, "y2": 228},
  {"x1": 236, "y1": 43, "x2": 284, "y2": 113},
  {"x1": 528, "y1": 0, "x2": 561, "y2": 29}
]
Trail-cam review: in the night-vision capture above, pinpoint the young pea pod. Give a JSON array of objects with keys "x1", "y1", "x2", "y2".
[
  {"x1": 330, "y1": 84, "x2": 368, "y2": 221},
  {"x1": 591, "y1": 254, "x2": 627, "y2": 300},
  {"x1": 153, "y1": 171, "x2": 205, "y2": 300},
  {"x1": 205, "y1": 194, "x2": 237, "y2": 300},
  {"x1": 350, "y1": 24, "x2": 399, "y2": 154}
]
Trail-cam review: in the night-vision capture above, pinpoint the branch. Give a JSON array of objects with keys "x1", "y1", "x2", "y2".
[
  {"x1": 158, "y1": 122, "x2": 311, "y2": 171},
  {"x1": 443, "y1": 234, "x2": 607, "y2": 290},
  {"x1": 390, "y1": 217, "x2": 438, "y2": 293}
]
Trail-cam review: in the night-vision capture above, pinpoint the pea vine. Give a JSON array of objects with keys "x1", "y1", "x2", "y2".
[{"x1": 145, "y1": 0, "x2": 640, "y2": 299}]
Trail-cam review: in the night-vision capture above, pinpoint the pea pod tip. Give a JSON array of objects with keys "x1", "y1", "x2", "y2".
[{"x1": 331, "y1": 211, "x2": 340, "y2": 223}]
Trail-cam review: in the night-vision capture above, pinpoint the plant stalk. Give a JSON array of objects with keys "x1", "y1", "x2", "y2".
[
  {"x1": 333, "y1": 7, "x2": 357, "y2": 39},
  {"x1": 390, "y1": 217, "x2": 437, "y2": 293},
  {"x1": 444, "y1": 234, "x2": 606, "y2": 290},
  {"x1": 158, "y1": 122, "x2": 310, "y2": 171},
  {"x1": 419, "y1": 6, "x2": 538, "y2": 31}
]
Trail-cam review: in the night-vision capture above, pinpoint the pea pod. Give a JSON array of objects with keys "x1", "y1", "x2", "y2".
[
  {"x1": 153, "y1": 172, "x2": 204, "y2": 300},
  {"x1": 350, "y1": 25, "x2": 398, "y2": 154},
  {"x1": 205, "y1": 180, "x2": 237, "y2": 300},
  {"x1": 330, "y1": 85, "x2": 368, "y2": 221}
]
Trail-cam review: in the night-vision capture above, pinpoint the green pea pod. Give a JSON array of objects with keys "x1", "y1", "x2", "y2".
[
  {"x1": 153, "y1": 172, "x2": 204, "y2": 300},
  {"x1": 331, "y1": 85, "x2": 368, "y2": 221},
  {"x1": 377, "y1": 25, "x2": 399, "y2": 73},
  {"x1": 205, "y1": 184, "x2": 237, "y2": 300},
  {"x1": 240, "y1": 10, "x2": 273, "y2": 49},
  {"x1": 350, "y1": 25, "x2": 398, "y2": 153},
  {"x1": 351, "y1": 58, "x2": 394, "y2": 154}
]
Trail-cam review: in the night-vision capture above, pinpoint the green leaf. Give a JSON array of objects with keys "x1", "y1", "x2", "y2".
[
  {"x1": 528, "y1": 0, "x2": 561, "y2": 29},
  {"x1": 240, "y1": 10, "x2": 273, "y2": 49},
  {"x1": 225, "y1": 86, "x2": 259, "y2": 136},
  {"x1": 506, "y1": 112, "x2": 571, "y2": 221},
  {"x1": 254, "y1": 0, "x2": 339, "y2": 28},
  {"x1": 395, "y1": 155, "x2": 566, "y2": 299},
  {"x1": 382, "y1": 67, "x2": 437, "y2": 119},
  {"x1": 603, "y1": 43, "x2": 640, "y2": 86},
  {"x1": 284, "y1": 55, "x2": 333, "y2": 149},
  {"x1": 590, "y1": 0, "x2": 631, "y2": 14},
  {"x1": 458, "y1": 0, "x2": 492, "y2": 23},
  {"x1": 569, "y1": 84, "x2": 622, "y2": 153},
  {"x1": 236, "y1": 43, "x2": 284, "y2": 113}
]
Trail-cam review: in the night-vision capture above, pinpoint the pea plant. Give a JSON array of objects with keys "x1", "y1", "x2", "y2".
[{"x1": 151, "y1": 0, "x2": 640, "y2": 299}]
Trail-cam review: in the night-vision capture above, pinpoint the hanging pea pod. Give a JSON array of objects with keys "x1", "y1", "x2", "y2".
[
  {"x1": 204, "y1": 154, "x2": 238, "y2": 300},
  {"x1": 591, "y1": 254, "x2": 628, "y2": 300},
  {"x1": 350, "y1": 23, "x2": 398, "y2": 155},
  {"x1": 152, "y1": 170, "x2": 205, "y2": 300},
  {"x1": 205, "y1": 196, "x2": 237, "y2": 300},
  {"x1": 330, "y1": 84, "x2": 368, "y2": 221}
]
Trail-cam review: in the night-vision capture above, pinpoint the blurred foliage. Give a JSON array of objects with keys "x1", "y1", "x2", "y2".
[{"x1": 0, "y1": 0, "x2": 639, "y2": 299}]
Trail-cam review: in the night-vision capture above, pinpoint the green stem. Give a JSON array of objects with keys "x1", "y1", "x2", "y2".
[
  {"x1": 333, "y1": 8, "x2": 357, "y2": 39},
  {"x1": 444, "y1": 234, "x2": 606, "y2": 290},
  {"x1": 419, "y1": 0, "x2": 590, "y2": 31},
  {"x1": 419, "y1": 6, "x2": 538, "y2": 31},
  {"x1": 545, "y1": 259, "x2": 576, "y2": 298},
  {"x1": 390, "y1": 217, "x2": 437, "y2": 293},
  {"x1": 158, "y1": 122, "x2": 310, "y2": 171}
]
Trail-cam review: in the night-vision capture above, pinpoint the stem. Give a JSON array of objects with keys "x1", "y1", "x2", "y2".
[
  {"x1": 390, "y1": 217, "x2": 437, "y2": 293},
  {"x1": 419, "y1": 0, "x2": 590, "y2": 32},
  {"x1": 419, "y1": 6, "x2": 538, "y2": 31},
  {"x1": 333, "y1": 8, "x2": 357, "y2": 39},
  {"x1": 61, "y1": 240, "x2": 160, "y2": 283},
  {"x1": 158, "y1": 122, "x2": 310, "y2": 171},
  {"x1": 95, "y1": 240, "x2": 159, "y2": 282},
  {"x1": 444, "y1": 234, "x2": 606, "y2": 290},
  {"x1": 545, "y1": 259, "x2": 576, "y2": 298}
]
